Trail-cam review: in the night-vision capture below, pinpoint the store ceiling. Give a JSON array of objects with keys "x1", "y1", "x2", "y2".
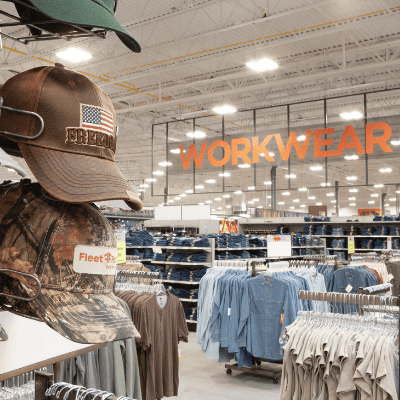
[{"x1": 0, "y1": 0, "x2": 399, "y2": 215}]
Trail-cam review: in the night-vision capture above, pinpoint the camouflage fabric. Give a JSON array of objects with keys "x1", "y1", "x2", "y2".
[
  {"x1": 0, "y1": 323, "x2": 7, "y2": 341},
  {"x1": 0, "y1": 180, "x2": 140, "y2": 344}
]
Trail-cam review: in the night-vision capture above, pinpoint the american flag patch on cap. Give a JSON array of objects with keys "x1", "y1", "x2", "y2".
[{"x1": 81, "y1": 104, "x2": 114, "y2": 136}]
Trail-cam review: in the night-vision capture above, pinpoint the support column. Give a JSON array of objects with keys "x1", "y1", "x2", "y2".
[{"x1": 335, "y1": 181, "x2": 339, "y2": 216}]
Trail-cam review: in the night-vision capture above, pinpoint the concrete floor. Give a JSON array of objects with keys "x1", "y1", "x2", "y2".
[{"x1": 174, "y1": 332, "x2": 281, "y2": 400}]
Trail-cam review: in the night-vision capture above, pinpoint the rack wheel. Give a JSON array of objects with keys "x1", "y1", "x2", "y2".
[
  {"x1": 273, "y1": 378, "x2": 279, "y2": 384},
  {"x1": 256, "y1": 361, "x2": 261, "y2": 365},
  {"x1": 226, "y1": 369, "x2": 232, "y2": 375}
]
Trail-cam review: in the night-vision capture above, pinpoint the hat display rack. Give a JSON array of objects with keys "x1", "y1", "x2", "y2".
[{"x1": 0, "y1": 0, "x2": 112, "y2": 44}]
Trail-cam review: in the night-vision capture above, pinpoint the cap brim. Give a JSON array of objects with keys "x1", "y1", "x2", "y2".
[
  {"x1": 19, "y1": 144, "x2": 142, "y2": 211},
  {"x1": 28, "y1": 0, "x2": 141, "y2": 53},
  {"x1": 0, "y1": 324, "x2": 8, "y2": 341}
]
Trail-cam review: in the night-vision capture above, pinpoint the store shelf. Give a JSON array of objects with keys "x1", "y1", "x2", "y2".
[
  {"x1": 292, "y1": 246, "x2": 325, "y2": 248},
  {"x1": 127, "y1": 245, "x2": 154, "y2": 248},
  {"x1": 157, "y1": 246, "x2": 212, "y2": 251},
  {"x1": 104, "y1": 214, "x2": 153, "y2": 220},
  {"x1": 186, "y1": 320, "x2": 197, "y2": 324},
  {"x1": 216, "y1": 258, "x2": 266, "y2": 262},
  {"x1": 327, "y1": 248, "x2": 348, "y2": 250},
  {"x1": 151, "y1": 261, "x2": 211, "y2": 266},
  {"x1": 162, "y1": 279, "x2": 200, "y2": 285},
  {"x1": 179, "y1": 298, "x2": 198, "y2": 303},
  {"x1": 215, "y1": 247, "x2": 268, "y2": 251},
  {"x1": 314, "y1": 235, "x2": 400, "y2": 238},
  {"x1": 354, "y1": 249, "x2": 387, "y2": 252}
]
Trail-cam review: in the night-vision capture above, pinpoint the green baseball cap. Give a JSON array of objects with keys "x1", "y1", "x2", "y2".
[{"x1": 20, "y1": 0, "x2": 141, "y2": 53}]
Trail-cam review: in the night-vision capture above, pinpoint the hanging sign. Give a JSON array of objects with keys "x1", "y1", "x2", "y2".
[
  {"x1": 348, "y1": 237, "x2": 355, "y2": 254},
  {"x1": 115, "y1": 231, "x2": 126, "y2": 264},
  {"x1": 267, "y1": 235, "x2": 292, "y2": 258}
]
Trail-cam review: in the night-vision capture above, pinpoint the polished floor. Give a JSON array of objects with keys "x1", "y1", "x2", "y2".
[{"x1": 175, "y1": 332, "x2": 281, "y2": 400}]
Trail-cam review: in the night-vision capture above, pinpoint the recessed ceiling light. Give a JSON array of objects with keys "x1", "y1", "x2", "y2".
[
  {"x1": 186, "y1": 131, "x2": 206, "y2": 138},
  {"x1": 174, "y1": 197, "x2": 181, "y2": 200},
  {"x1": 278, "y1": 202, "x2": 284, "y2": 205},
  {"x1": 285, "y1": 174, "x2": 296, "y2": 178},
  {"x1": 344, "y1": 155, "x2": 359, "y2": 160},
  {"x1": 168, "y1": 200, "x2": 174, "y2": 203},
  {"x1": 327, "y1": 193, "x2": 334, "y2": 196},
  {"x1": 153, "y1": 171, "x2": 164, "y2": 176},
  {"x1": 248, "y1": 201, "x2": 254, "y2": 204},
  {"x1": 180, "y1": 193, "x2": 187, "y2": 197},
  {"x1": 389, "y1": 198, "x2": 396, "y2": 201},
  {"x1": 310, "y1": 166, "x2": 323, "y2": 171},
  {"x1": 248, "y1": 186, "x2": 255, "y2": 190},
  {"x1": 300, "y1": 204, "x2": 306, "y2": 208},
  {"x1": 234, "y1": 190, "x2": 243, "y2": 194},
  {"x1": 199, "y1": 202, "x2": 204, "y2": 205},
  {"x1": 297, "y1": 135, "x2": 306, "y2": 142},
  {"x1": 212, "y1": 105, "x2": 237, "y2": 114},
  {"x1": 212, "y1": 208, "x2": 216, "y2": 211},
  {"x1": 139, "y1": 184, "x2": 149, "y2": 188},
  {"x1": 384, "y1": 203, "x2": 390, "y2": 207},
  {"x1": 316, "y1": 203, "x2": 322, "y2": 206},
  {"x1": 206, "y1": 179, "x2": 216, "y2": 183},
  {"x1": 379, "y1": 168, "x2": 392, "y2": 173},
  {"x1": 205, "y1": 200, "x2": 212, "y2": 203},
  {"x1": 219, "y1": 172, "x2": 231, "y2": 177},
  {"x1": 340, "y1": 111, "x2": 362, "y2": 120},
  {"x1": 138, "y1": 189, "x2": 145, "y2": 192},
  {"x1": 331, "y1": 200, "x2": 336, "y2": 203},
  {"x1": 371, "y1": 194, "x2": 379, "y2": 197},
  {"x1": 346, "y1": 176, "x2": 357, "y2": 181},
  {"x1": 390, "y1": 140, "x2": 400, "y2": 146},
  {"x1": 158, "y1": 204, "x2": 164, "y2": 207},
  {"x1": 215, "y1": 197, "x2": 222, "y2": 201},
  {"x1": 298, "y1": 187, "x2": 307, "y2": 191},
  {"x1": 350, "y1": 203, "x2": 356, "y2": 206},
  {"x1": 267, "y1": 196, "x2": 271, "y2": 199},
  {"x1": 185, "y1": 189, "x2": 194, "y2": 193},
  {"x1": 269, "y1": 152, "x2": 275, "y2": 157},
  {"x1": 349, "y1": 197, "x2": 356, "y2": 200},
  {"x1": 195, "y1": 185, "x2": 204, "y2": 189},
  {"x1": 223, "y1": 194, "x2": 230, "y2": 198},
  {"x1": 264, "y1": 181, "x2": 272, "y2": 185},
  {"x1": 238, "y1": 164, "x2": 251, "y2": 168},
  {"x1": 146, "y1": 178, "x2": 156, "y2": 182},
  {"x1": 254, "y1": 198, "x2": 259, "y2": 202},
  {"x1": 289, "y1": 206, "x2": 295, "y2": 209},
  {"x1": 246, "y1": 58, "x2": 278, "y2": 72},
  {"x1": 374, "y1": 184, "x2": 384, "y2": 188},
  {"x1": 257, "y1": 206, "x2": 263, "y2": 209},
  {"x1": 56, "y1": 48, "x2": 92, "y2": 63},
  {"x1": 170, "y1": 148, "x2": 186, "y2": 154},
  {"x1": 217, "y1": 207, "x2": 222, "y2": 210},
  {"x1": 158, "y1": 161, "x2": 172, "y2": 166},
  {"x1": 226, "y1": 205, "x2": 231, "y2": 208},
  {"x1": 321, "y1": 182, "x2": 331, "y2": 187},
  {"x1": 349, "y1": 189, "x2": 358, "y2": 192},
  {"x1": 282, "y1": 192, "x2": 290, "y2": 196},
  {"x1": 308, "y1": 196, "x2": 315, "y2": 200},
  {"x1": 368, "y1": 201, "x2": 375, "y2": 204},
  {"x1": 293, "y1": 199, "x2": 300, "y2": 202}
]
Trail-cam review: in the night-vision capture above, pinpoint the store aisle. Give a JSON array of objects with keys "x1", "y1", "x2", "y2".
[{"x1": 175, "y1": 332, "x2": 281, "y2": 400}]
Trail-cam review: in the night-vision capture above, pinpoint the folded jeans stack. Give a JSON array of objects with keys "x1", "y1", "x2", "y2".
[
  {"x1": 333, "y1": 251, "x2": 347, "y2": 261},
  {"x1": 138, "y1": 248, "x2": 154, "y2": 260},
  {"x1": 156, "y1": 239, "x2": 169, "y2": 246},
  {"x1": 192, "y1": 237, "x2": 210, "y2": 247},
  {"x1": 187, "y1": 253, "x2": 208, "y2": 263},
  {"x1": 215, "y1": 252, "x2": 235, "y2": 260},
  {"x1": 314, "y1": 224, "x2": 332, "y2": 235},
  {"x1": 384, "y1": 215, "x2": 394, "y2": 221},
  {"x1": 347, "y1": 226, "x2": 361, "y2": 236},
  {"x1": 256, "y1": 250, "x2": 268, "y2": 257},
  {"x1": 277, "y1": 225, "x2": 290, "y2": 234},
  {"x1": 373, "y1": 215, "x2": 383, "y2": 222},
  {"x1": 167, "y1": 237, "x2": 185, "y2": 246},
  {"x1": 392, "y1": 239, "x2": 400, "y2": 249},
  {"x1": 183, "y1": 306, "x2": 198, "y2": 321},
  {"x1": 332, "y1": 239, "x2": 345, "y2": 249},
  {"x1": 249, "y1": 237, "x2": 265, "y2": 247},
  {"x1": 374, "y1": 226, "x2": 388, "y2": 235},
  {"x1": 182, "y1": 268, "x2": 207, "y2": 282},
  {"x1": 389, "y1": 227, "x2": 400, "y2": 236},
  {"x1": 360, "y1": 238, "x2": 374, "y2": 249},
  {"x1": 374, "y1": 239, "x2": 387, "y2": 249},
  {"x1": 162, "y1": 267, "x2": 182, "y2": 281},
  {"x1": 332, "y1": 227, "x2": 345, "y2": 236},
  {"x1": 302, "y1": 224, "x2": 315, "y2": 235},
  {"x1": 154, "y1": 253, "x2": 168, "y2": 261},
  {"x1": 361, "y1": 227, "x2": 374, "y2": 235},
  {"x1": 127, "y1": 229, "x2": 155, "y2": 246}
]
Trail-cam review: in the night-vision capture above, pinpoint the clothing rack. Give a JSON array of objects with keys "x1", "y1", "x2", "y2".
[{"x1": 358, "y1": 284, "x2": 393, "y2": 315}]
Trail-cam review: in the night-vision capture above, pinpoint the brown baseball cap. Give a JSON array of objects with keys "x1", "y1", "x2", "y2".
[
  {"x1": 0, "y1": 64, "x2": 142, "y2": 211},
  {"x1": 0, "y1": 180, "x2": 140, "y2": 344}
]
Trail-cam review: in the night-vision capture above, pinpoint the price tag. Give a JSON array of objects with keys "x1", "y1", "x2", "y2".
[
  {"x1": 115, "y1": 231, "x2": 126, "y2": 264},
  {"x1": 345, "y1": 284, "x2": 353, "y2": 293},
  {"x1": 348, "y1": 237, "x2": 355, "y2": 254}
]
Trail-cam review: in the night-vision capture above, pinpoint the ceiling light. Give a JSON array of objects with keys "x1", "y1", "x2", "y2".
[
  {"x1": 138, "y1": 189, "x2": 145, "y2": 192},
  {"x1": 239, "y1": 214, "x2": 250, "y2": 218},
  {"x1": 223, "y1": 194, "x2": 230, "y2": 198},
  {"x1": 349, "y1": 197, "x2": 356, "y2": 200},
  {"x1": 269, "y1": 152, "x2": 275, "y2": 157},
  {"x1": 158, "y1": 161, "x2": 172, "y2": 166},
  {"x1": 206, "y1": 179, "x2": 216, "y2": 183},
  {"x1": 212, "y1": 105, "x2": 237, "y2": 114},
  {"x1": 278, "y1": 202, "x2": 284, "y2": 205},
  {"x1": 327, "y1": 193, "x2": 334, "y2": 197},
  {"x1": 267, "y1": 196, "x2": 271, "y2": 199},
  {"x1": 226, "y1": 205, "x2": 231, "y2": 208},
  {"x1": 56, "y1": 48, "x2": 92, "y2": 63},
  {"x1": 195, "y1": 185, "x2": 204, "y2": 189},
  {"x1": 298, "y1": 187, "x2": 307, "y2": 191},
  {"x1": 285, "y1": 174, "x2": 296, "y2": 179},
  {"x1": 146, "y1": 178, "x2": 156, "y2": 182},
  {"x1": 180, "y1": 193, "x2": 187, "y2": 197},
  {"x1": 368, "y1": 201, "x2": 375, "y2": 204},
  {"x1": 238, "y1": 164, "x2": 250, "y2": 168},
  {"x1": 170, "y1": 148, "x2": 186, "y2": 154},
  {"x1": 212, "y1": 208, "x2": 216, "y2": 211},
  {"x1": 349, "y1": 189, "x2": 358, "y2": 192},
  {"x1": 185, "y1": 189, "x2": 194, "y2": 193},
  {"x1": 254, "y1": 198, "x2": 259, "y2": 202},
  {"x1": 371, "y1": 194, "x2": 379, "y2": 197},
  {"x1": 390, "y1": 198, "x2": 396, "y2": 201},
  {"x1": 174, "y1": 197, "x2": 181, "y2": 200},
  {"x1": 331, "y1": 200, "x2": 336, "y2": 203},
  {"x1": 158, "y1": 204, "x2": 164, "y2": 207},
  {"x1": 246, "y1": 58, "x2": 278, "y2": 72},
  {"x1": 257, "y1": 206, "x2": 262, "y2": 209},
  {"x1": 205, "y1": 200, "x2": 212, "y2": 203},
  {"x1": 397, "y1": 190, "x2": 400, "y2": 193},
  {"x1": 346, "y1": 176, "x2": 357, "y2": 181},
  {"x1": 168, "y1": 200, "x2": 174, "y2": 203},
  {"x1": 215, "y1": 197, "x2": 221, "y2": 201},
  {"x1": 379, "y1": 168, "x2": 392, "y2": 173},
  {"x1": 385, "y1": 203, "x2": 390, "y2": 207},
  {"x1": 248, "y1": 186, "x2": 255, "y2": 190},
  {"x1": 264, "y1": 181, "x2": 272, "y2": 185},
  {"x1": 153, "y1": 171, "x2": 164, "y2": 176},
  {"x1": 390, "y1": 140, "x2": 400, "y2": 146},
  {"x1": 186, "y1": 131, "x2": 206, "y2": 138},
  {"x1": 139, "y1": 184, "x2": 149, "y2": 188},
  {"x1": 282, "y1": 192, "x2": 290, "y2": 196},
  {"x1": 289, "y1": 206, "x2": 295, "y2": 209},
  {"x1": 293, "y1": 199, "x2": 300, "y2": 202},
  {"x1": 316, "y1": 203, "x2": 322, "y2": 206},
  {"x1": 350, "y1": 203, "x2": 356, "y2": 206},
  {"x1": 340, "y1": 111, "x2": 363, "y2": 120},
  {"x1": 248, "y1": 201, "x2": 254, "y2": 204},
  {"x1": 321, "y1": 182, "x2": 331, "y2": 187},
  {"x1": 374, "y1": 184, "x2": 384, "y2": 188},
  {"x1": 217, "y1": 207, "x2": 222, "y2": 210},
  {"x1": 234, "y1": 190, "x2": 243, "y2": 194},
  {"x1": 219, "y1": 172, "x2": 231, "y2": 177},
  {"x1": 344, "y1": 155, "x2": 359, "y2": 160},
  {"x1": 199, "y1": 202, "x2": 204, "y2": 205},
  {"x1": 310, "y1": 166, "x2": 323, "y2": 171},
  {"x1": 297, "y1": 135, "x2": 306, "y2": 142},
  {"x1": 308, "y1": 196, "x2": 315, "y2": 200},
  {"x1": 300, "y1": 205, "x2": 306, "y2": 208}
]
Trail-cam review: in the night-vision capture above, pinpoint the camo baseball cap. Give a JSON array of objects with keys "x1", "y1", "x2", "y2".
[
  {"x1": 0, "y1": 180, "x2": 140, "y2": 344},
  {"x1": 0, "y1": 324, "x2": 7, "y2": 341},
  {"x1": 0, "y1": 64, "x2": 142, "y2": 211}
]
